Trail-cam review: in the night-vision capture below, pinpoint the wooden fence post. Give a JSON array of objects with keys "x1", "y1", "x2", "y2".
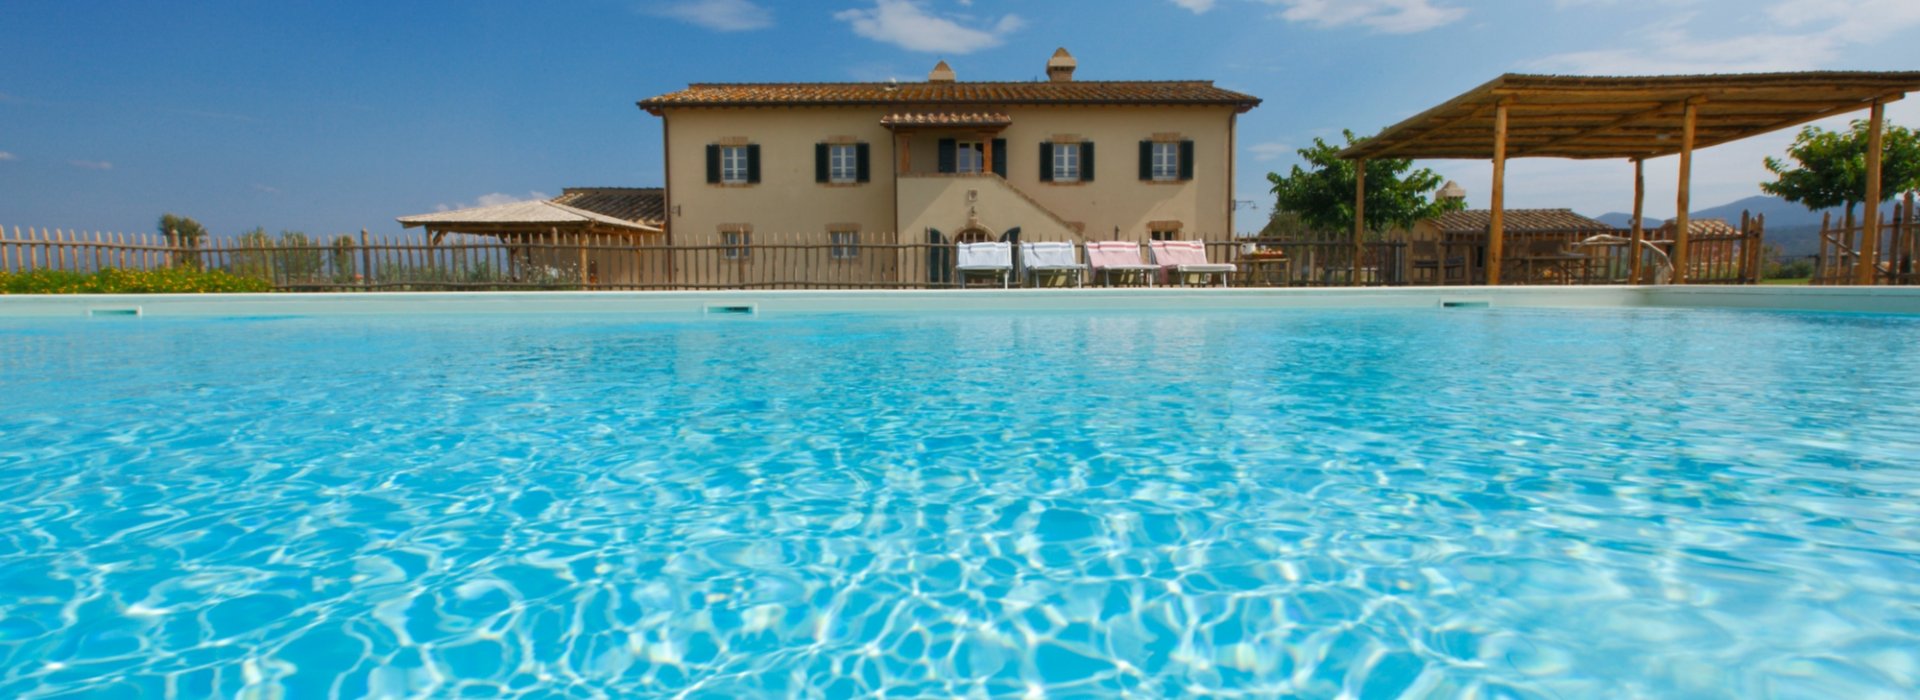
[{"x1": 360, "y1": 229, "x2": 372, "y2": 288}]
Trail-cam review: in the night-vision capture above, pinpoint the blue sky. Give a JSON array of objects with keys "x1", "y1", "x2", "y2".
[{"x1": 3, "y1": 0, "x2": 1917, "y2": 238}]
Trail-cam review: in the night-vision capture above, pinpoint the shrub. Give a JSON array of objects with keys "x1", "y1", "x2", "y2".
[
  {"x1": 0, "y1": 267, "x2": 274, "y2": 294},
  {"x1": 1763, "y1": 257, "x2": 1814, "y2": 280}
]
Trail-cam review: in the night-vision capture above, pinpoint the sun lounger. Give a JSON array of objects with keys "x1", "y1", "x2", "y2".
[
  {"x1": 1084, "y1": 241, "x2": 1158, "y2": 287},
  {"x1": 955, "y1": 241, "x2": 1012, "y2": 288},
  {"x1": 1020, "y1": 241, "x2": 1084, "y2": 287},
  {"x1": 1148, "y1": 240, "x2": 1236, "y2": 287}
]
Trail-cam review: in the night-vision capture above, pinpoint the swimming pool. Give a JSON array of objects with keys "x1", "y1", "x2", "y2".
[{"x1": 3, "y1": 306, "x2": 1919, "y2": 697}]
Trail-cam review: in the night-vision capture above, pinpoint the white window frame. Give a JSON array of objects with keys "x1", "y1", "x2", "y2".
[
  {"x1": 829, "y1": 144, "x2": 858, "y2": 184},
  {"x1": 1151, "y1": 142, "x2": 1179, "y2": 181},
  {"x1": 1052, "y1": 143, "x2": 1080, "y2": 182},
  {"x1": 720, "y1": 145, "x2": 750, "y2": 184},
  {"x1": 722, "y1": 231, "x2": 750, "y2": 260},
  {"x1": 830, "y1": 231, "x2": 859, "y2": 260},
  {"x1": 955, "y1": 141, "x2": 985, "y2": 174}
]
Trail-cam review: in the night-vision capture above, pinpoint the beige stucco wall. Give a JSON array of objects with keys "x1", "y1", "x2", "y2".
[
  {"x1": 663, "y1": 107, "x2": 897, "y2": 246},
  {"x1": 660, "y1": 103, "x2": 1238, "y2": 244},
  {"x1": 895, "y1": 175, "x2": 1080, "y2": 243},
  {"x1": 929, "y1": 105, "x2": 1235, "y2": 243}
]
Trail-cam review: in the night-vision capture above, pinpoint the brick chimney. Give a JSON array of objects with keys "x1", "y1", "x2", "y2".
[
  {"x1": 1046, "y1": 48, "x2": 1077, "y2": 82},
  {"x1": 928, "y1": 60, "x2": 956, "y2": 83}
]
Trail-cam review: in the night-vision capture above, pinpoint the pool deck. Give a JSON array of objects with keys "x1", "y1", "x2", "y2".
[{"x1": 2, "y1": 285, "x2": 1919, "y2": 317}]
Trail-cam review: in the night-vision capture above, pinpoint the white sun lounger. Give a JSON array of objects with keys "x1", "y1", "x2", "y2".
[
  {"x1": 955, "y1": 241, "x2": 1012, "y2": 288},
  {"x1": 1020, "y1": 241, "x2": 1084, "y2": 287}
]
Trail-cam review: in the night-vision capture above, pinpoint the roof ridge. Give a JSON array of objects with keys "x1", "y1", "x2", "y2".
[
  {"x1": 558, "y1": 186, "x2": 663, "y2": 193},
  {"x1": 679, "y1": 79, "x2": 1220, "y2": 87}
]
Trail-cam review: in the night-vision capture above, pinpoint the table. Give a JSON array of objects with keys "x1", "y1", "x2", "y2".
[{"x1": 1241, "y1": 257, "x2": 1291, "y2": 287}]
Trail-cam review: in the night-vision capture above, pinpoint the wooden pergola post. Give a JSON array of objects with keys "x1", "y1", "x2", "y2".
[
  {"x1": 1629, "y1": 158, "x2": 1645, "y2": 284},
  {"x1": 1488, "y1": 100, "x2": 1508, "y2": 285},
  {"x1": 1353, "y1": 159, "x2": 1367, "y2": 282},
  {"x1": 1859, "y1": 99, "x2": 1886, "y2": 285},
  {"x1": 1673, "y1": 101, "x2": 1697, "y2": 284}
]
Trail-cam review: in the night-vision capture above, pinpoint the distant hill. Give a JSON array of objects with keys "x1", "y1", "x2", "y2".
[
  {"x1": 1597, "y1": 195, "x2": 1838, "y2": 229},
  {"x1": 1764, "y1": 223, "x2": 1824, "y2": 259},
  {"x1": 1594, "y1": 212, "x2": 1646, "y2": 228},
  {"x1": 1592, "y1": 195, "x2": 1904, "y2": 257}
]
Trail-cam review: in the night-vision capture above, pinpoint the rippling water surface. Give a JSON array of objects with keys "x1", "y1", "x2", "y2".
[{"x1": 3, "y1": 307, "x2": 1920, "y2": 698}]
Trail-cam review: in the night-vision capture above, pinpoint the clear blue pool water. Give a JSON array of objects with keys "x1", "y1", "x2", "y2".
[{"x1": 3, "y1": 307, "x2": 1920, "y2": 698}]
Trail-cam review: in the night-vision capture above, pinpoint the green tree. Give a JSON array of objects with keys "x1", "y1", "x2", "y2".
[
  {"x1": 1268, "y1": 130, "x2": 1462, "y2": 240},
  {"x1": 158, "y1": 213, "x2": 211, "y2": 268},
  {"x1": 330, "y1": 235, "x2": 358, "y2": 283},
  {"x1": 230, "y1": 227, "x2": 274, "y2": 280},
  {"x1": 157, "y1": 213, "x2": 208, "y2": 247},
  {"x1": 1762, "y1": 119, "x2": 1920, "y2": 217},
  {"x1": 275, "y1": 230, "x2": 323, "y2": 281}
]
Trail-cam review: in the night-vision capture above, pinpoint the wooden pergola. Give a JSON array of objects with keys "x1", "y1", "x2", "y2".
[
  {"x1": 397, "y1": 199, "x2": 663, "y2": 242},
  {"x1": 1340, "y1": 72, "x2": 1920, "y2": 284}
]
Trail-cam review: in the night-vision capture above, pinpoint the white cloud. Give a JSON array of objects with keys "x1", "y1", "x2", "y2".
[
  {"x1": 1169, "y1": 0, "x2": 1217, "y2": 13},
  {"x1": 252, "y1": 183, "x2": 281, "y2": 194},
  {"x1": 477, "y1": 191, "x2": 548, "y2": 207},
  {"x1": 436, "y1": 191, "x2": 551, "y2": 212},
  {"x1": 835, "y1": 0, "x2": 1025, "y2": 55},
  {"x1": 647, "y1": 0, "x2": 772, "y2": 32},
  {"x1": 0, "y1": 151, "x2": 16, "y2": 161},
  {"x1": 1260, "y1": 0, "x2": 1465, "y2": 34},
  {"x1": 69, "y1": 160, "x2": 112, "y2": 170},
  {"x1": 1533, "y1": 0, "x2": 1920, "y2": 74},
  {"x1": 1249, "y1": 142, "x2": 1294, "y2": 161}
]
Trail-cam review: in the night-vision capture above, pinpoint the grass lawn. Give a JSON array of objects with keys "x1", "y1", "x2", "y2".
[{"x1": 1761, "y1": 277, "x2": 1812, "y2": 285}]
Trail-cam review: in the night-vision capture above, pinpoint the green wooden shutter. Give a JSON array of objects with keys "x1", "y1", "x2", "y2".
[
  {"x1": 747, "y1": 144, "x2": 761, "y2": 184},
  {"x1": 992, "y1": 139, "x2": 1007, "y2": 178},
  {"x1": 1179, "y1": 140, "x2": 1195, "y2": 181},
  {"x1": 937, "y1": 139, "x2": 956, "y2": 174},
  {"x1": 1038, "y1": 142, "x2": 1053, "y2": 182},
  {"x1": 706, "y1": 144, "x2": 721, "y2": 184},
  {"x1": 856, "y1": 143, "x2": 871, "y2": 183},
  {"x1": 814, "y1": 143, "x2": 828, "y2": 183},
  {"x1": 1081, "y1": 142, "x2": 1095, "y2": 182},
  {"x1": 1138, "y1": 141, "x2": 1152, "y2": 181}
]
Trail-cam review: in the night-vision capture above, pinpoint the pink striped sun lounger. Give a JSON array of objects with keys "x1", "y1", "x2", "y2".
[
  {"x1": 1084, "y1": 241, "x2": 1158, "y2": 287},
  {"x1": 1148, "y1": 240, "x2": 1236, "y2": 287}
]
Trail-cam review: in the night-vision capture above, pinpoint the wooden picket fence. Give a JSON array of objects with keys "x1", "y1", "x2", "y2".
[
  {"x1": 1, "y1": 225, "x2": 1427, "y2": 290},
  {"x1": 1811, "y1": 192, "x2": 1920, "y2": 285},
  {"x1": 0, "y1": 221, "x2": 1776, "y2": 291}
]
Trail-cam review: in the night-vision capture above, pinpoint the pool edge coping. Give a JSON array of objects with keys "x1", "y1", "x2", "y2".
[{"x1": 2, "y1": 285, "x2": 1918, "y2": 317}]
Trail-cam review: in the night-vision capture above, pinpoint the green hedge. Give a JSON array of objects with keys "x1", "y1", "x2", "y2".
[{"x1": 0, "y1": 268, "x2": 274, "y2": 294}]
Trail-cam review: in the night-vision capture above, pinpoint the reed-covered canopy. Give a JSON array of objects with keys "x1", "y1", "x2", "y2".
[
  {"x1": 397, "y1": 188, "x2": 665, "y2": 241},
  {"x1": 1340, "y1": 71, "x2": 1920, "y2": 284}
]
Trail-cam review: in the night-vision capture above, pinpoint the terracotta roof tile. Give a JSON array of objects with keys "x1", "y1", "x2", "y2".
[
  {"x1": 640, "y1": 80, "x2": 1261, "y2": 111},
  {"x1": 550, "y1": 187, "x2": 665, "y2": 228},
  {"x1": 1429, "y1": 209, "x2": 1613, "y2": 234},
  {"x1": 1661, "y1": 217, "x2": 1739, "y2": 237},
  {"x1": 397, "y1": 188, "x2": 665, "y2": 234}
]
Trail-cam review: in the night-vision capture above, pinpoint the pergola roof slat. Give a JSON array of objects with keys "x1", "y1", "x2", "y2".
[{"x1": 1340, "y1": 72, "x2": 1920, "y2": 161}]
